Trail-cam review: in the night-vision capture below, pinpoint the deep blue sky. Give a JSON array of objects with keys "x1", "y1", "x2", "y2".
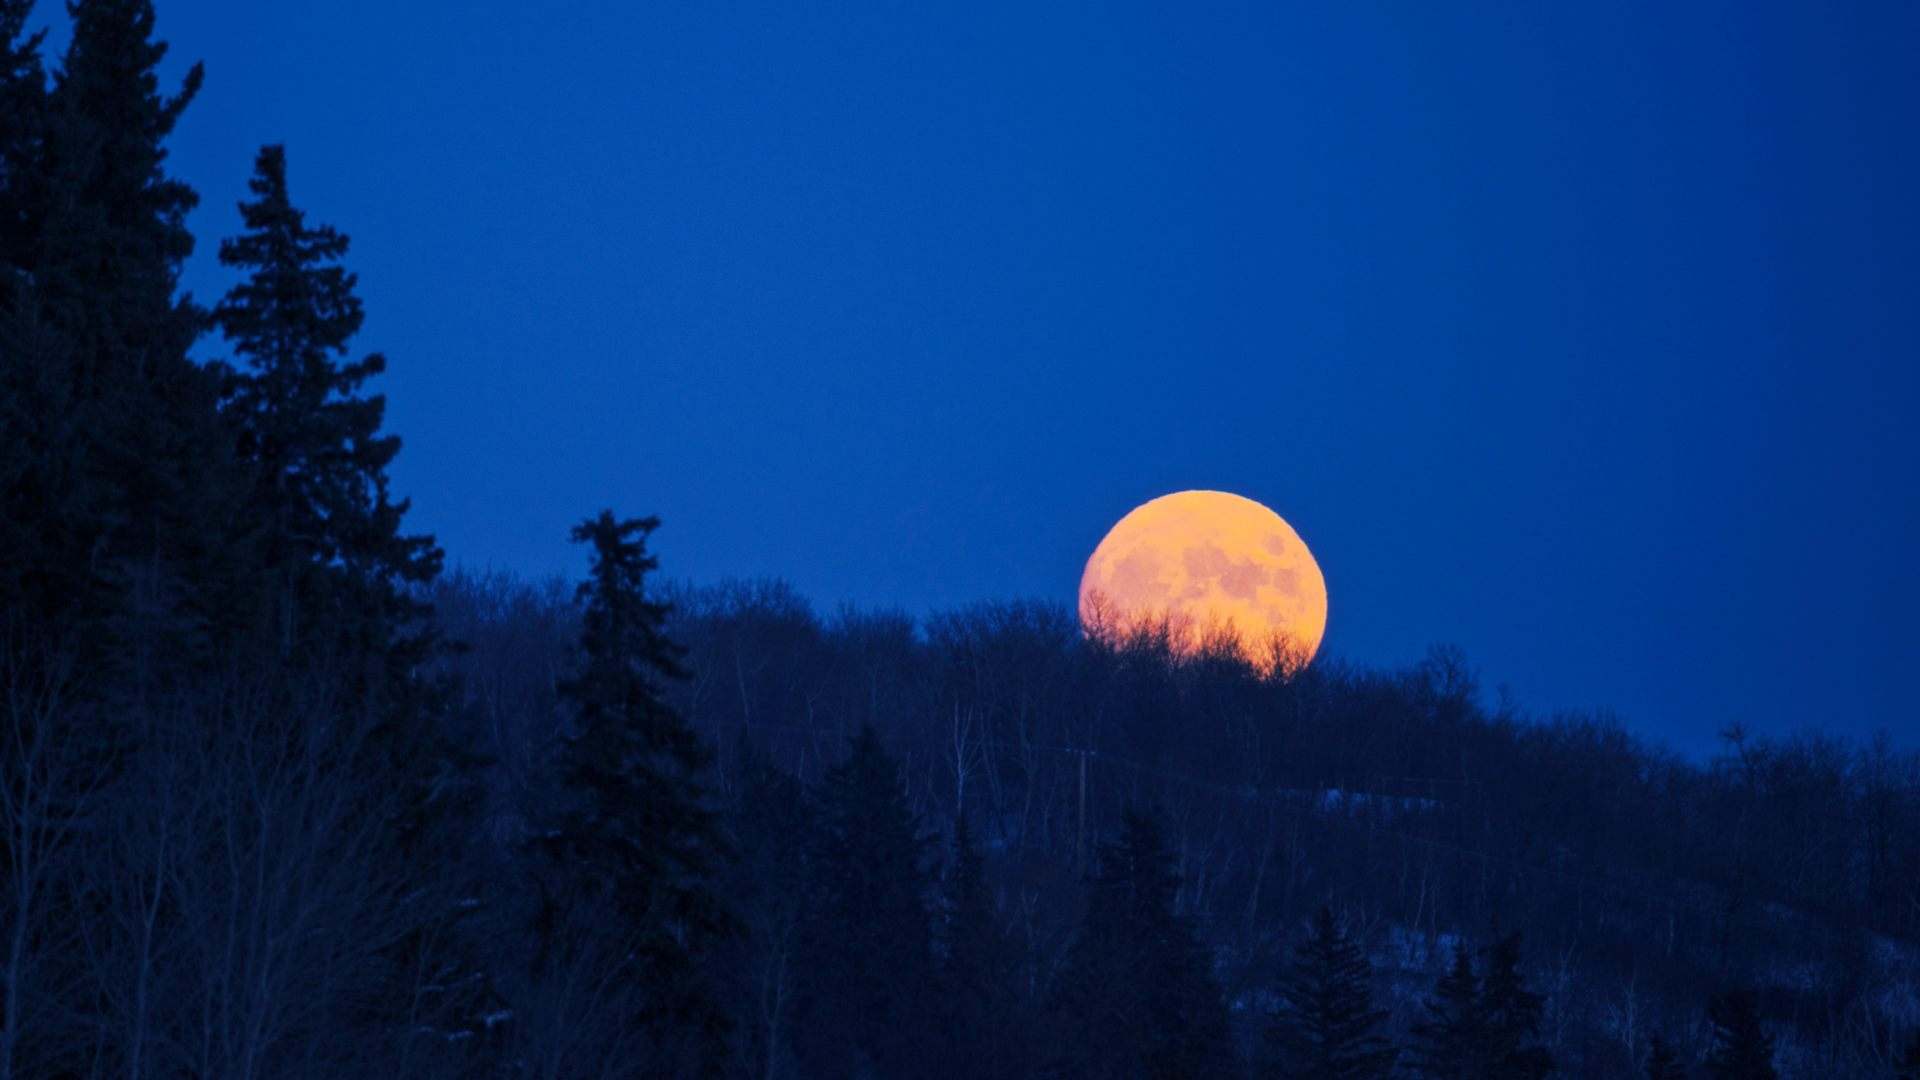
[{"x1": 38, "y1": 2, "x2": 1917, "y2": 755}]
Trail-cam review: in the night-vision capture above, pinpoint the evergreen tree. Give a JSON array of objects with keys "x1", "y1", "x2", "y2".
[
  {"x1": 211, "y1": 145, "x2": 453, "y2": 827},
  {"x1": 1408, "y1": 932, "x2": 1554, "y2": 1079},
  {"x1": 793, "y1": 724, "x2": 938, "y2": 1078},
  {"x1": 36, "y1": 0, "x2": 201, "y2": 364},
  {"x1": 0, "y1": 7, "x2": 246, "y2": 1075},
  {"x1": 1479, "y1": 932, "x2": 1554, "y2": 1079},
  {"x1": 1, "y1": 0, "x2": 233, "y2": 681},
  {"x1": 1644, "y1": 1034, "x2": 1685, "y2": 1080},
  {"x1": 209, "y1": 144, "x2": 492, "y2": 1065},
  {"x1": 937, "y1": 813, "x2": 1030, "y2": 1080},
  {"x1": 537, "y1": 511, "x2": 733, "y2": 1071},
  {"x1": 214, "y1": 142, "x2": 442, "y2": 673},
  {"x1": 1261, "y1": 905, "x2": 1395, "y2": 1080},
  {"x1": 1409, "y1": 942, "x2": 1485, "y2": 1079},
  {"x1": 1046, "y1": 807, "x2": 1236, "y2": 1080},
  {"x1": 1704, "y1": 989, "x2": 1777, "y2": 1080}
]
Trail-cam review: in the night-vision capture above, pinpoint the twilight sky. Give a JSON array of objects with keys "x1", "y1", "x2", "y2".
[{"x1": 40, "y1": 1, "x2": 1916, "y2": 754}]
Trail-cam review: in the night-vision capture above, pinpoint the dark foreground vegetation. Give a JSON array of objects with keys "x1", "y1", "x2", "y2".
[{"x1": 4, "y1": 3, "x2": 1918, "y2": 1077}]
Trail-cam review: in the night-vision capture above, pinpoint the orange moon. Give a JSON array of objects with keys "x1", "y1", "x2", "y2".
[{"x1": 1078, "y1": 490, "x2": 1328, "y2": 673}]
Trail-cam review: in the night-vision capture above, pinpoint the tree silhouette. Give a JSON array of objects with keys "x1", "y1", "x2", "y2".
[
  {"x1": 211, "y1": 143, "x2": 490, "y2": 1063},
  {"x1": 1, "y1": 0, "x2": 235, "y2": 684},
  {"x1": 536, "y1": 511, "x2": 733, "y2": 1072},
  {"x1": 1409, "y1": 941, "x2": 1485, "y2": 1079},
  {"x1": 211, "y1": 140, "x2": 457, "y2": 838},
  {"x1": 214, "y1": 143, "x2": 441, "y2": 669},
  {"x1": 1479, "y1": 932, "x2": 1554, "y2": 1079},
  {"x1": 1263, "y1": 905, "x2": 1396, "y2": 1080},
  {"x1": 1406, "y1": 932, "x2": 1553, "y2": 1079},
  {"x1": 1047, "y1": 807, "x2": 1235, "y2": 1079},
  {"x1": 937, "y1": 813, "x2": 1030, "y2": 1080},
  {"x1": 0, "y1": 6, "x2": 224, "y2": 1073},
  {"x1": 794, "y1": 724, "x2": 937, "y2": 1078}
]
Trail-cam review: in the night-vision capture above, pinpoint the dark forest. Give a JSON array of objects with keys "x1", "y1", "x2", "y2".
[{"x1": 3, "y1": 3, "x2": 1918, "y2": 1078}]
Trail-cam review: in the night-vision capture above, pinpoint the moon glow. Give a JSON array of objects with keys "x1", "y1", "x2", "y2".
[{"x1": 1078, "y1": 490, "x2": 1328, "y2": 673}]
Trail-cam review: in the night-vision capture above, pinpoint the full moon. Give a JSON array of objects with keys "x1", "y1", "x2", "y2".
[{"x1": 1079, "y1": 490, "x2": 1328, "y2": 673}]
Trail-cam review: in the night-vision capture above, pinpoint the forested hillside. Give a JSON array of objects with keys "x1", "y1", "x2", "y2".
[
  {"x1": 3, "y1": 3, "x2": 1917, "y2": 1078},
  {"x1": 435, "y1": 570, "x2": 1920, "y2": 1077}
]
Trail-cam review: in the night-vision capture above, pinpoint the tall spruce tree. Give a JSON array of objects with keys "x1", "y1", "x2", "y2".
[
  {"x1": 793, "y1": 724, "x2": 938, "y2": 1078},
  {"x1": 214, "y1": 143, "x2": 441, "y2": 674},
  {"x1": 1644, "y1": 1034, "x2": 1685, "y2": 1080},
  {"x1": 1704, "y1": 989, "x2": 1776, "y2": 1080},
  {"x1": 1409, "y1": 941, "x2": 1485, "y2": 1079},
  {"x1": 539, "y1": 511, "x2": 732, "y2": 1070},
  {"x1": 1478, "y1": 932, "x2": 1554, "y2": 1079},
  {"x1": 1262, "y1": 906, "x2": 1396, "y2": 1080},
  {"x1": 936, "y1": 813, "x2": 1030, "y2": 1080},
  {"x1": 2, "y1": 0, "x2": 236, "y2": 682},
  {"x1": 1047, "y1": 807, "x2": 1235, "y2": 1080},
  {"x1": 0, "y1": 6, "x2": 250, "y2": 1075},
  {"x1": 209, "y1": 145, "x2": 493, "y2": 1065}
]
